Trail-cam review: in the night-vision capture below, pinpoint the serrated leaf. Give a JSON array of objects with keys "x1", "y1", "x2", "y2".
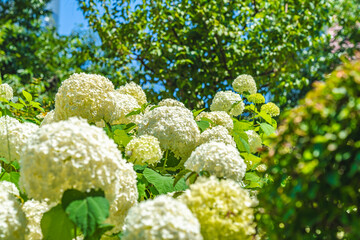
[
  {"x1": 174, "y1": 169, "x2": 191, "y2": 187},
  {"x1": 258, "y1": 111, "x2": 272, "y2": 124},
  {"x1": 260, "y1": 123, "x2": 276, "y2": 135},
  {"x1": 233, "y1": 132, "x2": 250, "y2": 153},
  {"x1": 113, "y1": 129, "x2": 132, "y2": 147},
  {"x1": 0, "y1": 97, "x2": 9, "y2": 103},
  {"x1": 65, "y1": 196, "x2": 110, "y2": 237},
  {"x1": 22, "y1": 90, "x2": 32, "y2": 102},
  {"x1": 137, "y1": 182, "x2": 146, "y2": 200},
  {"x1": 9, "y1": 102, "x2": 24, "y2": 110},
  {"x1": 41, "y1": 205, "x2": 74, "y2": 240},
  {"x1": 241, "y1": 153, "x2": 262, "y2": 168},
  {"x1": 233, "y1": 120, "x2": 252, "y2": 132},
  {"x1": 61, "y1": 189, "x2": 87, "y2": 210},
  {"x1": 143, "y1": 168, "x2": 187, "y2": 195},
  {"x1": 196, "y1": 120, "x2": 210, "y2": 132},
  {"x1": 0, "y1": 171, "x2": 20, "y2": 189},
  {"x1": 125, "y1": 108, "x2": 141, "y2": 117},
  {"x1": 245, "y1": 172, "x2": 261, "y2": 182},
  {"x1": 192, "y1": 108, "x2": 205, "y2": 117}
]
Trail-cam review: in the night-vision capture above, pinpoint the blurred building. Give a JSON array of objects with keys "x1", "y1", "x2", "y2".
[{"x1": 44, "y1": 0, "x2": 60, "y2": 28}]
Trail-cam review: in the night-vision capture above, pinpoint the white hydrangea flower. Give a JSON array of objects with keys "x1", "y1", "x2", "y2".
[
  {"x1": 158, "y1": 98, "x2": 186, "y2": 108},
  {"x1": 40, "y1": 110, "x2": 56, "y2": 126},
  {"x1": 0, "y1": 83, "x2": 14, "y2": 101},
  {"x1": 122, "y1": 195, "x2": 203, "y2": 240},
  {"x1": 20, "y1": 117, "x2": 138, "y2": 231},
  {"x1": 184, "y1": 141, "x2": 246, "y2": 182},
  {"x1": 260, "y1": 102, "x2": 280, "y2": 117},
  {"x1": 22, "y1": 200, "x2": 49, "y2": 240},
  {"x1": 198, "y1": 125, "x2": 236, "y2": 147},
  {"x1": 247, "y1": 93, "x2": 265, "y2": 104},
  {"x1": 196, "y1": 111, "x2": 234, "y2": 132},
  {"x1": 180, "y1": 176, "x2": 256, "y2": 240},
  {"x1": 0, "y1": 188, "x2": 27, "y2": 240},
  {"x1": 125, "y1": 135, "x2": 163, "y2": 165},
  {"x1": 232, "y1": 74, "x2": 257, "y2": 95},
  {"x1": 0, "y1": 180, "x2": 20, "y2": 196},
  {"x1": 210, "y1": 91, "x2": 245, "y2": 117},
  {"x1": 117, "y1": 82, "x2": 147, "y2": 106},
  {"x1": 138, "y1": 106, "x2": 200, "y2": 160},
  {"x1": 54, "y1": 73, "x2": 115, "y2": 123},
  {"x1": 245, "y1": 130, "x2": 262, "y2": 153},
  {"x1": 0, "y1": 116, "x2": 39, "y2": 162},
  {"x1": 103, "y1": 91, "x2": 141, "y2": 125}
]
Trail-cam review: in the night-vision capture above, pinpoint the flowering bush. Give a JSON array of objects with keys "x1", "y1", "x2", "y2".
[{"x1": 0, "y1": 72, "x2": 281, "y2": 239}]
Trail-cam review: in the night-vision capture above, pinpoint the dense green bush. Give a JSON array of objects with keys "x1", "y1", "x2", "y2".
[{"x1": 258, "y1": 59, "x2": 360, "y2": 239}]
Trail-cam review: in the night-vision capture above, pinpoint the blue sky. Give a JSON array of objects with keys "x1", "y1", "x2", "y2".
[{"x1": 58, "y1": 0, "x2": 89, "y2": 35}]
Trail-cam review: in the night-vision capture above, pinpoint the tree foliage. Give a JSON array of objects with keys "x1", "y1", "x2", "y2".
[
  {"x1": 258, "y1": 59, "x2": 360, "y2": 239},
  {"x1": 79, "y1": 0, "x2": 359, "y2": 107},
  {"x1": 0, "y1": 0, "x2": 126, "y2": 103}
]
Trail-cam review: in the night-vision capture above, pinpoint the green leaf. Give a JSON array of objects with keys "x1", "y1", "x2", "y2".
[
  {"x1": 233, "y1": 120, "x2": 252, "y2": 132},
  {"x1": 8, "y1": 102, "x2": 24, "y2": 110},
  {"x1": 233, "y1": 132, "x2": 250, "y2": 153},
  {"x1": 241, "y1": 153, "x2": 262, "y2": 168},
  {"x1": 174, "y1": 169, "x2": 191, "y2": 187},
  {"x1": 1, "y1": 171, "x2": 20, "y2": 189},
  {"x1": 260, "y1": 123, "x2": 276, "y2": 135},
  {"x1": 133, "y1": 164, "x2": 147, "y2": 172},
  {"x1": 61, "y1": 189, "x2": 87, "y2": 210},
  {"x1": 113, "y1": 129, "x2": 132, "y2": 147},
  {"x1": 192, "y1": 108, "x2": 205, "y2": 117},
  {"x1": 258, "y1": 111, "x2": 273, "y2": 124},
  {"x1": 143, "y1": 168, "x2": 187, "y2": 195},
  {"x1": 0, "y1": 97, "x2": 9, "y2": 103},
  {"x1": 86, "y1": 223, "x2": 114, "y2": 240},
  {"x1": 65, "y1": 196, "x2": 110, "y2": 237},
  {"x1": 196, "y1": 120, "x2": 210, "y2": 132},
  {"x1": 245, "y1": 172, "x2": 261, "y2": 182},
  {"x1": 137, "y1": 182, "x2": 146, "y2": 200},
  {"x1": 0, "y1": 157, "x2": 10, "y2": 164},
  {"x1": 41, "y1": 205, "x2": 74, "y2": 240},
  {"x1": 22, "y1": 90, "x2": 32, "y2": 102},
  {"x1": 125, "y1": 108, "x2": 142, "y2": 117}
]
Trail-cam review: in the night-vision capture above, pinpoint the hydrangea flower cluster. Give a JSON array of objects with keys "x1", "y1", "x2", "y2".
[
  {"x1": 184, "y1": 141, "x2": 246, "y2": 182},
  {"x1": 261, "y1": 102, "x2": 280, "y2": 117},
  {"x1": 247, "y1": 93, "x2": 265, "y2": 104},
  {"x1": 198, "y1": 125, "x2": 236, "y2": 147},
  {"x1": 125, "y1": 135, "x2": 163, "y2": 165},
  {"x1": 20, "y1": 117, "x2": 138, "y2": 230},
  {"x1": 196, "y1": 111, "x2": 233, "y2": 132},
  {"x1": 122, "y1": 195, "x2": 203, "y2": 240},
  {"x1": 0, "y1": 180, "x2": 20, "y2": 196},
  {"x1": 22, "y1": 200, "x2": 49, "y2": 240},
  {"x1": 54, "y1": 73, "x2": 115, "y2": 123},
  {"x1": 0, "y1": 116, "x2": 39, "y2": 161},
  {"x1": 40, "y1": 110, "x2": 55, "y2": 126},
  {"x1": 103, "y1": 91, "x2": 141, "y2": 125},
  {"x1": 180, "y1": 176, "x2": 256, "y2": 240},
  {"x1": 158, "y1": 98, "x2": 186, "y2": 108},
  {"x1": 0, "y1": 187, "x2": 27, "y2": 240},
  {"x1": 0, "y1": 83, "x2": 13, "y2": 101},
  {"x1": 232, "y1": 74, "x2": 257, "y2": 95},
  {"x1": 245, "y1": 130, "x2": 262, "y2": 153},
  {"x1": 210, "y1": 91, "x2": 245, "y2": 117},
  {"x1": 138, "y1": 106, "x2": 200, "y2": 159},
  {"x1": 117, "y1": 81, "x2": 147, "y2": 106}
]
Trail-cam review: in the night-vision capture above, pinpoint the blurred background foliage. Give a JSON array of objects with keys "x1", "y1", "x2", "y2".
[
  {"x1": 0, "y1": 0, "x2": 126, "y2": 106},
  {"x1": 78, "y1": 0, "x2": 359, "y2": 107},
  {"x1": 258, "y1": 59, "x2": 360, "y2": 239},
  {"x1": 0, "y1": 0, "x2": 359, "y2": 108}
]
